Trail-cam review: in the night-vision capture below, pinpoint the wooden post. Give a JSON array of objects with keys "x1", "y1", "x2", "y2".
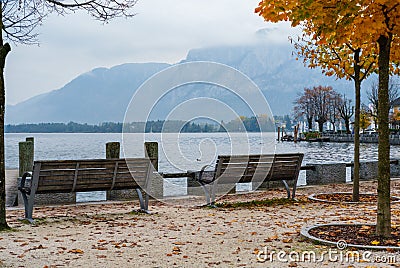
[
  {"x1": 144, "y1": 142, "x2": 163, "y2": 199},
  {"x1": 19, "y1": 140, "x2": 34, "y2": 177},
  {"x1": 106, "y1": 142, "x2": 121, "y2": 200},
  {"x1": 106, "y1": 142, "x2": 120, "y2": 159},
  {"x1": 26, "y1": 137, "x2": 34, "y2": 165},
  {"x1": 294, "y1": 126, "x2": 298, "y2": 143},
  {"x1": 145, "y1": 142, "x2": 158, "y2": 171},
  {"x1": 277, "y1": 127, "x2": 281, "y2": 142},
  {"x1": 25, "y1": 137, "x2": 34, "y2": 149},
  {"x1": 17, "y1": 139, "x2": 34, "y2": 206}
]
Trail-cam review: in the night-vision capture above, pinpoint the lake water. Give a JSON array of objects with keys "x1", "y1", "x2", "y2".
[{"x1": 6, "y1": 133, "x2": 400, "y2": 200}]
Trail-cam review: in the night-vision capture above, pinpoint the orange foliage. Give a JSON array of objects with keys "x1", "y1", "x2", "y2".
[{"x1": 256, "y1": 1, "x2": 400, "y2": 68}]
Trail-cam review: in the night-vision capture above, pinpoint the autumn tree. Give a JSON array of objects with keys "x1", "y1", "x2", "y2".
[
  {"x1": 312, "y1": 86, "x2": 335, "y2": 132},
  {"x1": 327, "y1": 91, "x2": 342, "y2": 132},
  {"x1": 287, "y1": 15, "x2": 377, "y2": 203},
  {"x1": 279, "y1": 14, "x2": 376, "y2": 203},
  {"x1": 256, "y1": 0, "x2": 400, "y2": 237},
  {"x1": 360, "y1": 105, "x2": 372, "y2": 132},
  {"x1": 0, "y1": 0, "x2": 138, "y2": 231},
  {"x1": 294, "y1": 86, "x2": 341, "y2": 132},
  {"x1": 366, "y1": 78, "x2": 400, "y2": 127},
  {"x1": 293, "y1": 88, "x2": 315, "y2": 131},
  {"x1": 337, "y1": 95, "x2": 354, "y2": 134}
]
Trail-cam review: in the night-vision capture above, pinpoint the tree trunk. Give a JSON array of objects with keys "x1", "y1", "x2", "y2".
[
  {"x1": 376, "y1": 34, "x2": 391, "y2": 238},
  {"x1": 0, "y1": 3, "x2": 11, "y2": 230},
  {"x1": 0, "y1": 44, "x2": 10, "y2": 230},
  {"x1": 318, "y1": 120, "x2": 324, "y2": 132},
  {"x1": 353, "y1": 49, "x2": 361, "y2": 202},
  {"x1": 307, "y1": 117, "x2": 313, "y2": 131},
  {"x1": 345, "y1": 119, "x2": 350, "y2": 134}
]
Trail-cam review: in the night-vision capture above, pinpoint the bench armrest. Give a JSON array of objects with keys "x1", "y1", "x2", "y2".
[
  {"x1": 198, "y1": 164, "x2": 215, "y2": 183},
  {"x1": 18, "y1": 172, "x2": 32, "y2": 194}
]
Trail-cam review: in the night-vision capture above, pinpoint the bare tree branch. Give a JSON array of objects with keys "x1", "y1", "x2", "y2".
[{"x1": 1, "y1": 0, "x2": 138, "y2": 44}]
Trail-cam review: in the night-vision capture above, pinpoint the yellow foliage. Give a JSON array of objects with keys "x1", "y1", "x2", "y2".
[
  {"x1": 255, "y1": 0, "x2": 400, "y2": 77},
  {"x1": 360, "y1": 109, "x2": 371, "y2": 130},
  {"x1": 370, "y1": 240, "x2": 380, "y2": 245}
]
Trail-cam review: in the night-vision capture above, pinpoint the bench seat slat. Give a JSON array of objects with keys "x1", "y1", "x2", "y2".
[{"x1": 37, "y1": 173, "x2": 148, "y2": 190}]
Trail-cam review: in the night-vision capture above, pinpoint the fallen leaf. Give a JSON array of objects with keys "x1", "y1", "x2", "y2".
[
  {"x1": 264, "y1": 234, "x2": 279, "y2": 242},
  {"x1": 68, "y1": 249, "x2": 84, "y2": 254}
]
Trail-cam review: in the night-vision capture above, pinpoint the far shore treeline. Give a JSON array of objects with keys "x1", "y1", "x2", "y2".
[{"x1": 5, "y1": 116, "x2": 275, "y2": 133}]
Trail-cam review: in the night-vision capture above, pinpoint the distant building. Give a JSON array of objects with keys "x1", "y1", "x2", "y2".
[
  {"x1": 393, "y1": 97, "x2": 400, "y2": 120},
  {"x1": 391, "y1": 97, "x2": 400, "y2": 129}
]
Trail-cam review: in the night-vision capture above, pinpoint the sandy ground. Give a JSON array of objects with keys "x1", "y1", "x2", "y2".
[{"x1": 1, "y1": 180, "x2": 400, "y2": 268}]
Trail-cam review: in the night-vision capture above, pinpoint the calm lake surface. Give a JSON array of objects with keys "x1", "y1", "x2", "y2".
[
  {"x1": 6, "y1": 132, "x2": 400, "y2": 169},
  {"x1": 6, "y1": 133, "x2": 400, "y2": 199}
]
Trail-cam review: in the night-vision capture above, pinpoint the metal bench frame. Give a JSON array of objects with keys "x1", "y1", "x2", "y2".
[
  {"x1": 18, "y1": 158, "x2": 155, "y2": 223},
  {"x1": 196, "y1": 153, "x2": 304, "y2": 205}
]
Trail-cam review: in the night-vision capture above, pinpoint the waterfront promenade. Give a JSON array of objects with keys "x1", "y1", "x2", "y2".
[
  {"x1": 324, "y1": 133, "x2": 400, "y2": 145},
  {"x1": 2, "y1": 179, "x2": 400, "y2": 267}
]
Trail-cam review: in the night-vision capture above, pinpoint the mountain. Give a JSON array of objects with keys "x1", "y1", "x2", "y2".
[
  {"x1": 183, "y1": 42, "x2": 352, "y2": 115},
  {"x1": 6, "y1": 42, "x2": 353, "y2": 124},
  {"x1": 6, "y1": 63, "x2": 170, "y2": 124}
]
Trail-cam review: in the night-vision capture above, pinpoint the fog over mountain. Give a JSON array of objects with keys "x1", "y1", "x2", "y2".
[{"x1": 6, "y1": 38, "x2": 353, "y2": 124}]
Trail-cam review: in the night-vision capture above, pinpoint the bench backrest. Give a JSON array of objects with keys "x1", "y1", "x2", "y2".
[
  {"x1": 31, "y1": 158, "x2": 152, "y2": 194},
  {"x1": 214, "y1": 153, "x2": 304, "y2": 184}
]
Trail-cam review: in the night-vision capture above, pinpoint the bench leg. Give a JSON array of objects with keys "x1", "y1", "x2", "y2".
[
  {"x1": 135, "y1": 189, "x2": 150, "y2": 214},
  {"x1": 20, "y1": 190, "x2": 29, "y2": 218},
  {"x1": 210, "y1": 181, "x2": 217, "y2": 206},
  {"x1": 281, "y1": 180, "x2": 291, "y2": 199},
  {"x1": 19, "y1": 191, "x2": 35, "y2": 223},
  {"x1": 26, "y1": 197, "x2": 36, "y2": 223},
  {"x1": 198, "y1": 181, "x2": 212, "y2": 205},
  {"x1": 291, "y1": 180, "x2": 298, "y2": 199},
  {"x1": 281, "y1": 180, "x2": 298, "y2": 199}
]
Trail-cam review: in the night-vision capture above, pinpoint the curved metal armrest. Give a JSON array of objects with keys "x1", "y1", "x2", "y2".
[
  {"x1": 198, "y1": 164, "x2": 215, "y2": 183},
  {"x1": 200, "y1": 164, "x2": 214, "y2": 173},
  {"x1": 18, "y1": 171, "x2": 32, "y2": 193}
]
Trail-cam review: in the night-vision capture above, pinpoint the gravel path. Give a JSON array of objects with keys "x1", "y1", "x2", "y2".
[{"x1": 1, "y1": 180, "x2": 400, "y2": 268}]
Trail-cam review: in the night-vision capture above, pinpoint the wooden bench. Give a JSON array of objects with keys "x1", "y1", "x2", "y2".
[
  {"x1": 18, "y1": 158, "x2": 156, "y2": 222},
  {"x1": 196, "y1": 153, "x2": 304, "y2": 205}
]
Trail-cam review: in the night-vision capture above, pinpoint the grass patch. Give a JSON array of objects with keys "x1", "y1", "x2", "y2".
[
  {"x1": 215, "y1": 198, "x2": 304, "y2": 208},
  {"x1": 18, "y1": 217, "x2": 47, "y2": 225},
  {"x1": 0, "y1": 226, "x2": 18, "y2": 233},
  {"x1": 129, "y1": 209, "x2": 153, "y2": 215}
]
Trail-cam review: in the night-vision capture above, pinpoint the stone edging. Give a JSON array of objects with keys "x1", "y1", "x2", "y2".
[
  {"x1": 301, "y1": 223, "x2": 400, "y2": 251},
  {"x1": 308, "y1": 192, "x2": 400, "y2": 204}
]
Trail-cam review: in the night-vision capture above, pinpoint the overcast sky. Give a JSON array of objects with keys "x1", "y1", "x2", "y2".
[{"x1": 5, "y1": 0, "x2": 297, "y2": 105}]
